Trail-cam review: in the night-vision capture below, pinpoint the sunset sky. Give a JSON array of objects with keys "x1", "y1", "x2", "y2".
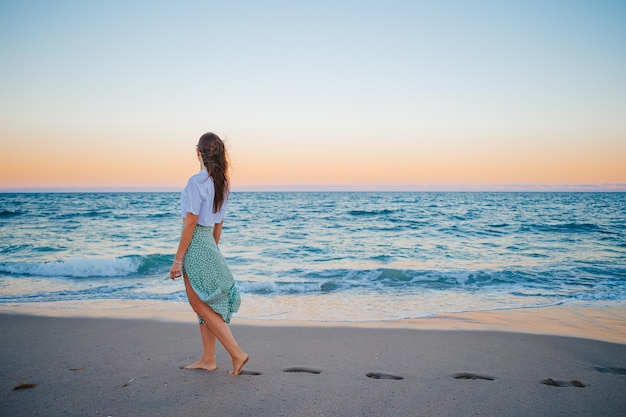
[{"x1": 1, "y1": 1, "x2": 625, "y2": 191}]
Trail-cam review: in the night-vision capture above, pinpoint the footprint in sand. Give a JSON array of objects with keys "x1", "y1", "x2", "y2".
[
  {"x1": 238, "y1": 370, "x2": 262, "y2": 376},
  {"x1": 178, "y1": 366, "x2": 262, "y2": 375},
  {"x1": 283, "y1": 367, "x2": 322, "y2": 374},
  {"x1": 366, "y1": 372, "x2": 404, "y2": 380},
  {"x1": 541, "y1": 378, "x2": 586, "y2": 388},
  {"x1": 453, "y1": 372, "x2": 495, "y2": 381},
  {"x1": 593, "y1": 366, "x2": 626, "y2": 375}
]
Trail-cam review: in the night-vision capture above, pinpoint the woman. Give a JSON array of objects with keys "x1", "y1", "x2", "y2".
[{"x1": 169, "y1": 132, "x2": 249, "y2": 375}]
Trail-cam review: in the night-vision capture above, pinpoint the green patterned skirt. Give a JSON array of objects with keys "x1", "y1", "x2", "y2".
[{"x1": 182, "y1": 225, "x2": 240, "y2": 324}]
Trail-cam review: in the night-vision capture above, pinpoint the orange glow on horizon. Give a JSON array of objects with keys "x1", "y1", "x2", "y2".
[
  {"x1": 229, "y1": 132, "x2": 626, "y2": 189},
  {"x1": 1, "y1": 129, "x2": 625, "y2": 191}
]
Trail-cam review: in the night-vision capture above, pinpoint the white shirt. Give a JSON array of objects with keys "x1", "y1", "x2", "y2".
[{"x1": 180, "y1": 169, "x2": 228, "y2": 226}]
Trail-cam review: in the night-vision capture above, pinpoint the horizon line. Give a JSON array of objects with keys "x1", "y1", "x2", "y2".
[{"x1": 1, "y1": 183, "x2": 625, "y2": 193}]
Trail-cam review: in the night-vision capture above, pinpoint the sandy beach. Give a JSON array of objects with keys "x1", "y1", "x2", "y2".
[{"x1": 1, "y1": 311, "x2": 625, "y2": 417}]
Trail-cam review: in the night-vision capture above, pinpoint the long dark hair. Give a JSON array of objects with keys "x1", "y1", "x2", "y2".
[{"x1": 197, "y1": 132, "x2": 230, "y2": 213}]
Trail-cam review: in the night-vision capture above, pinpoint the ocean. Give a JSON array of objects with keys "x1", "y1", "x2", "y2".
[{"x1": 0, "y1": 192, "x2": 624, "y2": 322}]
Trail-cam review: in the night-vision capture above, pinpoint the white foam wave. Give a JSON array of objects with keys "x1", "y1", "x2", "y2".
[
  {"x1": 237, "y1": 280, "x2": 322, "y2": 294},
  {"x1": 1, "y1": 257, "x2": 141, "y2": 278}
]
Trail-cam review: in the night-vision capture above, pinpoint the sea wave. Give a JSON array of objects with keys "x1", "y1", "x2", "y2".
[
  {"x1": 0, "y1": 254, "x2": 172, "y2": 278},
  {"x1": 53, "y1": 210, "x2": 114, "y2": 220},
  {"x1": 2, "y1": 257, "x2": 624, "y2": 303},
  {"x1": 348, "y1": 209, "x2": 397, "y2": 216},
  {"x1": 0, "y1": 210, "x2": 24, "y2": 218},
  {"x1": 521, "y1": 222, "x2": 605, "y2": 234},
  {"x1": 234, "y1": 266, "x2": 626, "y2": 300},
  {"x1": 0, "y1": 285, "x2": 189, "y2": 304}
]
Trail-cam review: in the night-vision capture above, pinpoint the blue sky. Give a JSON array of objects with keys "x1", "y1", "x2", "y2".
[{"x1": 1, "y1": 1, "x2": 625, "y2": 191}]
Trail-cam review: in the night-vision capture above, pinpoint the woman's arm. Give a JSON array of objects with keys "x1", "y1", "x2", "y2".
[
  {"x1": 213, "y1": 220, "x2": 224, "y2": 245},
  {"x1": 170, "y1": 213, "x2": 198, "y2": 279}
]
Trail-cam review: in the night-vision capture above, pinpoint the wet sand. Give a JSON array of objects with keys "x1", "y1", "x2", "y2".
[{"x1": 1, "y1": 313, "x2": 625, "y2": 416}]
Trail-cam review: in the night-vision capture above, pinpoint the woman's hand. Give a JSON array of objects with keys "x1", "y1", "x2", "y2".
[
  {"x1": 170, "y1": 261, "x2": 183, "y2": 280},
  {"x1": 171, "y1": 213, "x2": 198, "y2": 280}
]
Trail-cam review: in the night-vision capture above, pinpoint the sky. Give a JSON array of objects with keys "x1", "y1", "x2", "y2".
[{"x1": 1, "y1": 0, "x2": 625, "y2": 191}]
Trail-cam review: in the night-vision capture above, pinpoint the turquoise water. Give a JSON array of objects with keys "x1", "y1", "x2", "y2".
[{"x1": 0, "y1": 192, "x2": 624, "y2": 321}]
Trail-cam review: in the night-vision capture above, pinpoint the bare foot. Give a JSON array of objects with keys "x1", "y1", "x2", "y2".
[
  {"x1": 184, "y1": 359, "x2": 217, "y2": 371},
  {"x1": 228, "y1": 354, "x2": 249, "y2": 376}
]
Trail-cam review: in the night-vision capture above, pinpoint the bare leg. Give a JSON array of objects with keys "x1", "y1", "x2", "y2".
[
  {"x1": 184, "y1": 276, "x2": 249, "y2": 375},
  {"x1": 184, "y1": 323, "x2": 217, "y2": 371}
]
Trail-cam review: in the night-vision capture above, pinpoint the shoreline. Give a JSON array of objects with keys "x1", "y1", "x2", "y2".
[{"x1": 1, "y1": 300, "x2": 625, "y2": 344}]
